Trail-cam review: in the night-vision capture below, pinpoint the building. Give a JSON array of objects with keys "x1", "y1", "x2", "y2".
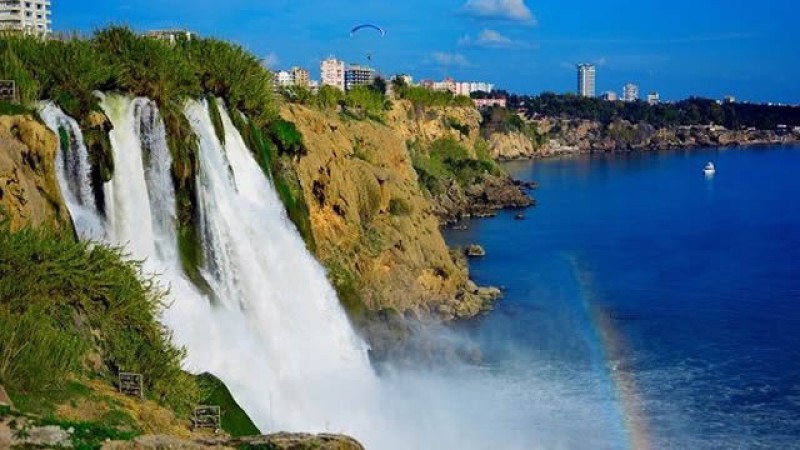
[
  {"x1": 344, "y1": 64, "x2": 376, "y2": 91},
  {"x1": 474, "y1": 97, "x2": 507, "y2": 109},
  {"x1": 321, "y1": 57, "x2": 346, "y2": 91},
  {"x1": 601, "y1": 91, "x2": 618, "y2": 101},
  {"x1": 290, "y1": 66, "x2": 309, "y2": 88},
  {"x1": 647, "y1": 92, "x2": 660, "y2": 105},
  {"x1": 0, "y1": 0, "x2": 52, "y2": 36},
  {"x1": 275, "y1": 70, "x2": 294, "y2": 88},
  {"x1": 577, "y1": 64, "x2": 596, "y2": 98},
  {"x1": 623, "y1": 83, "x2": 639, "y2": 102},
  {"x1": 145, "y1": 29, "x2": 195, "y2": 45},
  {"x1": 724, "y1": 95, "x2": 736, "y2": 104}
]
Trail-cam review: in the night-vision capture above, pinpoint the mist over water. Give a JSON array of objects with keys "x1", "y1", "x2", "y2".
[
  {"x1": 45, "y1": 94, "x2": 645, "y2": 450},
  {"x1": 449, "y1": 148, "x2": 800, "y2": 449}
]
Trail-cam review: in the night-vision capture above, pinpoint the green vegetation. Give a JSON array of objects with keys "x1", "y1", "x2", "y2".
[
  {"x1": 388, "y1": 198, "x2": 412, "y2": 216},
  {"x1": 0, "y1": 100, "x2": 31, "y2": 116},
  {"x1": 325, "y1": 260, "x2": 369, "y2": 326},
  {"x1": 410, "y1": 137, "x2": 500, "y2": 195},
  {"x1": 481, "y1": 105, "x2": 548, "y2": 147},
  {"x1": 344, "y1": 85, "x2": 391, "y2": 122},
  {"x1": 0, "y1": 222, "x2": 198, "y2": 415},
  {"x1": 197, "y1": 373, "x2": 260, "y2": 437},
  {"x1": 511, "y1": 92, "x2": 800, "y2": 130},
  {"x1": 394, "y1": 83, "x2": 474, "y2": 108}
]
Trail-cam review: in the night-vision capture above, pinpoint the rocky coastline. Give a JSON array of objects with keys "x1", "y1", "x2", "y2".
[{"x1": 489, "y1": 118, "x2": 800, "y2": 161}]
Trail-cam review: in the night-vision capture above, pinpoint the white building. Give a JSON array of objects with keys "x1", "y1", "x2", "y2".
[
  {"x1": 275, "y1": 70, "x2": 294, "y2": 88},
  {"x1": 0, "y1": 0, "x2": 52, "y2": 36},
  {"x1": 623, "y1": 83, "x2": 639, "y2": 102},
  {"x1": 577, "y1": 64, "x2": 596, "y2": 98},
  {"x1": 145, "y1": 29, "x2": 195, "y2": 45},
  {"x1": 321, "y1": 57, "x2": 345, "y2": 91},
  {"x1": 647, "y1": 92, "x2": 660, "y2": 105},
  {"x1": 344, "y1": 64, "x2": 376, "y2": 91}
]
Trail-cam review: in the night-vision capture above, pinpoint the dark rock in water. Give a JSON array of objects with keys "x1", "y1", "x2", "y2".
[{"x1": 465, "y1": 244, "x2": 487, "y2": 257}]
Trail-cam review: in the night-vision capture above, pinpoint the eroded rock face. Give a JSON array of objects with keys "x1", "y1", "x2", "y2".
[
  {"x1": 0, "y1": 115, "x2": 70, "y2": 231},
  {"x1": 283, "y1": 103, "x2": 490, "y2": 321}
]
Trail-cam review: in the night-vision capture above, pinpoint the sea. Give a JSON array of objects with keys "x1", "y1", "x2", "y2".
[{"x1": 445, "y1": 145, "x2": 800, "y2": 449}]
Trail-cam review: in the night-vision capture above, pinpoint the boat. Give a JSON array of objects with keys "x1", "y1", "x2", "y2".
[{"x1": 704, "y1": 162, "x2": 716, "y2": 175}]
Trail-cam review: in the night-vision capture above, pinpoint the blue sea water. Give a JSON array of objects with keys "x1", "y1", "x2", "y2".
[{"x1": 446, "y1": 146, "x2": 800, "y2": 449}]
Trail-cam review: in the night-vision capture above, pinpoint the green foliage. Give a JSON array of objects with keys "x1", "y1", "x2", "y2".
[
  {"x1": 196, "y1": 373, "x2": 260, "y2": 437},
  {"x1": 513, "y1": 92, "x2": 800, "y2": 130},
  {"x1": 0, "y1": 26, "x2": 277, "y2": 125},
  {"x1": 481, "y1": 106, "x2": 548, "y2": 148},
  {"x1": 410, "y1": 137, "x2": 498, "y2": 195},
  {"x1": 325, "y1": 260, "x2": 369, "y2": 325},
  {"x1": 444, "y1": 116, "x2": 470, "y2": 136},
  {"x1": 0, "y1": 223, "x2": 198, "y2": 415},
  {"x1": 39, "y1": 416, "x2": 139, "y2": 450},
  {"x1": 314, "y1": 85, "x2": 345, "y2": 110},
  {"x1": 395, "y1": 85, "x2": 474, "y2": 108},
  {"x1": 0, "y1": 101, "x2": 31, "y2": 116},
  {"x1": 388, "y1": 198, "x2": 412, "y2": 216},
  {"x1": 267, "y1": 119, "x2": 305, "y2": 156},
  {"x1": 344, "y1": 85, "x2": 388, "y2": 122},
  {"x1": 208, "y1": 96, "x2": 226, "y2": 145}
]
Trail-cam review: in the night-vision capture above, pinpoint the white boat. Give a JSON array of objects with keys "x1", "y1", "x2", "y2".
[{"x1": 704, "y1": 162, "x2": 716, "y2": 175}]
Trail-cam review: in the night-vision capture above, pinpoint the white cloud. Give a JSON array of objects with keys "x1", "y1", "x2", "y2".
[
  {"x1": 431, "y1": 52, "x2": 471, "y2": 68},
  {"x1": 462, "y1": 0, "x2": 536, "y2": 23},
  {"x1": 262, "y1": 52, "x2": 279, "y2": 69},
  {"x1": 459, "y1": 28, "x2": 530, "y2": 48}
]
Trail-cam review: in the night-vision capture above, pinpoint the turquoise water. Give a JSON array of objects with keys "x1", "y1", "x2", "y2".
[{"x1": 446, "y1": 146, "x2": 800, "y2": 449}]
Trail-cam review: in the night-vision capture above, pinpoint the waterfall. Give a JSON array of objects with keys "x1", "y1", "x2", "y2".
[
  {"x1": 45, "y1": 94, "x2": 604, "y2": 450},
  {"x1": 46, "y1": 94, "x2": 383, "y2": 441},
  {"x1": 38, "y1": 102, "x2": 105, "y2": 240}
]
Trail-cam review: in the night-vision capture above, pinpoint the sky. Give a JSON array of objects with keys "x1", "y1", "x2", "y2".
[{"x1": 54, "y1": 0, "x2": 800, "y2": 104}]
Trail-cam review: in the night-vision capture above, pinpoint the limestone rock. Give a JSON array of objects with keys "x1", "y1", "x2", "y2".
[
  {"x1": 0, "y1": 115, "x2": 70, "y2": 231},
  {"x1": 464, "y1": 244, "x2": 486, "y2": 257}
]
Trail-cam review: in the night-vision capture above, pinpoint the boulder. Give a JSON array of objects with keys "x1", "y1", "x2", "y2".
[{"x1": 464, "y1": 245, "x2": 486, "y2": 257}]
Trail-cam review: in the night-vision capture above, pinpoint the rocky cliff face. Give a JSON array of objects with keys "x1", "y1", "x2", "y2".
[
  {"x1": 486, "y1": 116, "x2": 800, "y2": 160},
  {"x1": 0, "y1": 115, "x2": 70, "y2": 230},
  {"x1": 282, "y1": 102, "x2": 498, "y2": 323}
]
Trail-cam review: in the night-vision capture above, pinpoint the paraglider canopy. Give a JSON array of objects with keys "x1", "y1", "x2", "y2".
[{"x1": 350, "y1": 24, "x2": 386, "y2": 37}]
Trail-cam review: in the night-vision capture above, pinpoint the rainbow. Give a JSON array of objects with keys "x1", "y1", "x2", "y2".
[{"x1": 569, "y1": 255, "x2": 654, "y2": 450}]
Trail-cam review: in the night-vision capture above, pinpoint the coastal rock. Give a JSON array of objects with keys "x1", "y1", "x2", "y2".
[
  {"x1": 103, "y1": 433, "x2": 365, "y2": 450},
  {"x1": 0, "y1": 115, "x2": 71, "y2": 231},
  {"x1": 465, "y1": 244, "x2": 486, "y2": 257}
]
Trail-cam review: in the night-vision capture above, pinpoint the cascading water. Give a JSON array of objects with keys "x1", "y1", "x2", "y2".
[
  {"x1": 45, "y1": 94, "x2": 622, "y2": 450},
  {"x1": 38, "y1": 102, "x2": 105, "y2": 240}
]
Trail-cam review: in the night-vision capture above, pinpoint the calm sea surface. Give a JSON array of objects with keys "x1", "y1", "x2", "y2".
[{"x1": 446, "y1": 145, "x2": 800, "y2": 449}]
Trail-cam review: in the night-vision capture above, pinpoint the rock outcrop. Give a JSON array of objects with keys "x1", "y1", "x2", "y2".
[
  {"x1": 0, "y1": 115, "x2": 70, "y2": 230},
  {"x1": 102, "y1": 433, "x2": 365, "y2": 450},
  {"x1": 485, "y1": 115, "x2": 800, "y2": 160},
  {"x1": 282, "y1": 102, "x2": 498, "y2": 322}
]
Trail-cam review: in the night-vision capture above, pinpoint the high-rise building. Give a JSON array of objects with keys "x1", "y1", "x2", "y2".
[
  {"x1": 623, "y1": 83, "x2": 639, "y2": 102},
  {"x1": 577, "y1": 64, "x2": 596, "y2": 98},
  {"x1": 0, "y1": 0, "x2": 52, "y2": 36},
  {"x1": 321, "y1": 57, "x2": 345, "y2": 91},
  {"x1": 344, "y1": 64, "x2": 376, "y2": 91},
  {"x1": 290, "y1": 66, "x2": 310, "y2": 88}
]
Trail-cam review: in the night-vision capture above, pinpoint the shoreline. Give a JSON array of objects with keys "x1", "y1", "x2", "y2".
[{"x1": 493, "y1": 138, "x2": 800, "y2": 163}]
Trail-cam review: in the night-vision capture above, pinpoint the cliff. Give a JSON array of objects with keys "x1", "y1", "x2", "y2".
[
  {"x1": 485, "y1": 115, "x2": 800, "y2": 160},
  {"x1": 281, "y1": 101, "x2": 503, "y2": 323},
  {"x1": 0, "y1": 115, "x2": 71, "y2": 230}
]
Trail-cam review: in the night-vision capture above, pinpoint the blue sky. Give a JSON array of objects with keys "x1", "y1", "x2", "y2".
[{"x1": 55, "y1": 0, "x2": 800, "y2": 103}]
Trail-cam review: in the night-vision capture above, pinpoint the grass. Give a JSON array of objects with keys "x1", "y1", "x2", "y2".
[
  {"x1": 410, "y1": 137, "x2": 501, "y2": 195},
  {"x1": 0, "y1": 221, "x2": 198, "y2": 416},
  {"x1": 196, "y1": 373, "x2": 260, "y2": 437}
]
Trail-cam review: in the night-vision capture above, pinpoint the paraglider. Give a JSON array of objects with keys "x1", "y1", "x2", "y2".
[
  {"x1": 350, "y1": 24, "x2": 386, "y2": 37},
  {"x1": 350, "y1": 24, "x2": 385, "y2": 62}
]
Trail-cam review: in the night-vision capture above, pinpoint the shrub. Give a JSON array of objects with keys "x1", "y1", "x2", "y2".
[
  {"x1": 388, "y1": 198, "x2": 412, "y2": 216},
  {"x1": 0, "y1": 223, "x2": 198, "y2": 414}
]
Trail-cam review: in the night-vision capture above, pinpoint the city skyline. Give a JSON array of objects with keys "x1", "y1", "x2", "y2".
[{"x1": 50, "y1": 0, "x2": 800, "y2": 104}]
